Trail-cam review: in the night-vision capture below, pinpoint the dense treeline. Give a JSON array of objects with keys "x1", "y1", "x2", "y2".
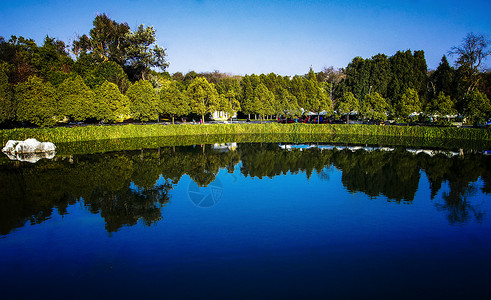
[
  {"x1": 1, "y1": 14, "x2": 490, "y2": 128},
  {"x1": 1, "y1": 143, "x2": 489, "y2": 235}
]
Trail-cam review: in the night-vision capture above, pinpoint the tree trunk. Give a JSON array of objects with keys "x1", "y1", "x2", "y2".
[
  {"x1": 260, "y1": 115, "x2": 263, "y2": 124},
  {"x1": 347, "y1": 114, "x2": 350, "y2": 124},
  {"x1": 172, "y1": 115, "x2": 174, "y2": 125},
  {"x1": 202, "y1": 114, "x2": 205, "y2": 124},
  {"x1": 318, "y1": 112, "x2": 320, "y2": 124}
]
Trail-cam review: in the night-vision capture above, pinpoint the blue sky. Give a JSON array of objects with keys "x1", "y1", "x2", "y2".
[{"x1": 1, "y1": 0, "x2": 490, "y2": 76}]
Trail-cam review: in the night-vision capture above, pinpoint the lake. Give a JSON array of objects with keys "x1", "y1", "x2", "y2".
[{"x1": 1, "y1": 141, "x2": 490, "y2": 299}]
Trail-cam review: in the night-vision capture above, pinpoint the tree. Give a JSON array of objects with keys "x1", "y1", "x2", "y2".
[
  {"x1": 274, "y1": 87, "x2": 301, "y2": 119},
  {"x1": 304, "y1": 79, "x2": 332, "y2": 123},
  {"x1": 126, "y1": 80, "x2": 159, "y2": 122},
  {"x1": 395, "y1": 88, "x2": 421, "y2": 122},
  {"x1": 72, "y1": 13, "x2": 130, "y2": 65},
  {"x1": 124, "y1": 25, "x2": 168, "y2": 81},
  {"x1": 429, "y1": 56, "x2": 455, "y2": 99},
  {"x1": 337, "y1": 92, "x2": 359, "y2": 124},
  {"x1": 253, "y1": 83, "x2": 275, "y2": 123},
  {"x1": 15, "y1": 76, "x2": 58, "y2": 127},
  {"x1": 361, "y1": 92, "x2": 390, "y2": 122},
  {"x1": 186, "y1": 77, "x2": 220, "y2": 124},
  {"x1": 425, "y1": 92, "x2": 456, "y2": 121},
  {"x1": 0, "y1": 65, "x2": 13, "y2": 123},
  {"x1": 57, "y1": 75, "x2": 96, "y2": 122},
  {"x1": 463, "y1": 90, "x2": 491, "y2": 124},
  {"x1": 159, "y1": 80, "x2": 190, "y2": 124},
  {"x1": 220, "y1": 89, "x2": 241, "y2": 121},
  {"x1": 240, "y1": 75, "x2": 256, "y2": 119},
  {"x1": 449, "y1": 33, "x2": 491, "y2": 95},
  {"x1": 216, "y1": 77, "x2": 241, "y2": 121},
  {"x1": 94, "y1": 81, "x2": 130, "y2": 123}
]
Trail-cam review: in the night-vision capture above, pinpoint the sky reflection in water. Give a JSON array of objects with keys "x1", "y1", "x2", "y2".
[{"x1": 0, "y1": 143, "x2": 490, "y2": 299}]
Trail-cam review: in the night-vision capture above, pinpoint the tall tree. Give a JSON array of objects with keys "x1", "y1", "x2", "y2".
[
  {"x1": 0, "y1": 65, "x2": 13, "y2": 123},
  {"x1": 425, "y1": 92, "x2": 456, "y2": 121},
  {"x1": 126, "y1": 80, "x2": 159, "y2": 122},
  {"x1": 337, "y1": 92, "x2": 359, "y2": 124},
  {"x1": 361, "y1": 92, "x2": 390, "y2": 121},
  {"x1": 124, "y1": 25, "x2": 168, "y2": 81},
  {"x1": 186, "y1": 77, "x2": 220, "y2": 124},
  {"x1": 159, "y1": 80, "x2": 190, "y2": 124},
  {"x1": 253, "y1": 83, "x2": 275, "y2": 123},
  {"x1": 57, "y1": 75, "x2": 96, "y2": 122},
  {"x1": 395, "y1": 88, "x2": 422, "y2": 122},
  {"x1": 94, "y1": 81, "x2": 130, "y2": 123},
  {"x1": 14, "y1": 76, "x2": 58, "y2": 127},
  {"x1": 72, "y1": 13, "x2": 130, "y2": 65},
  {"x1": 429, "y1": 56, "x2": 455, "y2": 99},
  {"x1": 449, "y1": 33, "x2": 490, "y2": 97},
  {"x1": 463, "y1": 90, "x2": 491, "y2": 124}
]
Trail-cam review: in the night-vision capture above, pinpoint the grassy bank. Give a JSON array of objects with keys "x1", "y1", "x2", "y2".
[{"x1": 1, "y1": 123, "x2": 490, "y2": 150}]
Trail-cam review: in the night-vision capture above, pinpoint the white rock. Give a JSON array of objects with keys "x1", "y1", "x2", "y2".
[{"x1": 2, "y1": 139, "x2": 56, "y2": 163}]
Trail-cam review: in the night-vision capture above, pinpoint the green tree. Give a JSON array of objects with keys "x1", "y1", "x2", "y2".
[
  {"x1": 463, "y1": 90, "x2": 491, "y2": 124},
  {"x1": 361, "y1": 92, "x2": 390, "y2": 121},
  {"x1": 94, "y1": 81, "x2": 130, "y2": 123},
  {"x1": 124, "y1": 25, "x2": 168, "y2": 81},
  {"x1": 426, "y1": 92, "x2": 456, "y2": 121},
  {"x1": 159, "y1": 80, "x2": 190, "y2": 124},
  {"x1": 57, "y1": 75, "x2": 96, "y2": 122},
  {"x1": 0, "y1": 65, "x2": 13, "y2": 123},
  {"x1": 14, "y1": 76, "x2": 58, "y2": 127},
  {"x1": 337, "y1": 92, "x2": 359, "y2": 124},
  {"x1": 186, "y1": 77, "x2": 220, "y2": 124},
  {"x1": 429, "y1": 56, "x2": 455, "y2": 99},
  {"x1": 304, "y1": 79, "x2": 333, "y2": 123},
  {"x1": 240, "y1": 75, "x2": 256, "y2": 119},
  {"x1": 72, "y1": 13, "x2": 130, "y2": 65},
  {"x1": 126, "y1": 80, "x2": 159, "y2": 122},
  {"x1": 253, "y1": 83, "x2": 275, "y2": 123},
  {"x1": 221, "y1": 89, "x2": 241, "y2": 120},
  {"x1": 395, "y1": 88, "x2": 422, "y2": 122}
]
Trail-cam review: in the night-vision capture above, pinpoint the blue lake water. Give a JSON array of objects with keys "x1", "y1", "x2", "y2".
[{"x1": 1, "y1": 143, "x2": 490, "y2": 299}]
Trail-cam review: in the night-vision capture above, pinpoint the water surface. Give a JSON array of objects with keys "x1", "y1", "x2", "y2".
[{"x1": 1, "y1": 142, "x2": 490, "y2": 299}]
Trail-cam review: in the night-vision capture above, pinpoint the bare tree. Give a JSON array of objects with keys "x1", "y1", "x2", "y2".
[{"x1": 449, "y1": 33, "x2": 490, "y2": 94}]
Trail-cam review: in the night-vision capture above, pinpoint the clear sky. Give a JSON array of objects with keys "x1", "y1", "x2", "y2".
[{"x1": 1, "y1": 0, "x2": 490, "y2": 76}]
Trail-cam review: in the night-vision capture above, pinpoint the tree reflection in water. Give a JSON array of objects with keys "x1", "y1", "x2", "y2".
[{"x1": 0, "y1": 142, "x2": 489, "y2": 236}]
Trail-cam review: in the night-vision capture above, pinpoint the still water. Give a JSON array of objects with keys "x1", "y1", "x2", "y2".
[{"x1": 1, "y1": 142, "x2": 490, "y2": 299}]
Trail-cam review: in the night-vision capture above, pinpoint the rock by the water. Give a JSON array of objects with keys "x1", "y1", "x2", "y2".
[{"x1": 2, "y1": 139, "x2": 56, "y2": 163}]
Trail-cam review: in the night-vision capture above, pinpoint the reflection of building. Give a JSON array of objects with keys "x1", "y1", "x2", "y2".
[
  {"x1": 212, "y1": 143, "x2": 237, "y2": 151},
  {"x1": 279, "y1": 144, "x2": 395, "y2": 152},
  {"x1": 211, "y1": 111, "x2": 236, "y2": 121}
]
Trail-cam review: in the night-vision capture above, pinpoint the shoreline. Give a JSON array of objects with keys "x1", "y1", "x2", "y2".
[{"x1": 1, "y1": 123, "x2": 490, "y2": 155}]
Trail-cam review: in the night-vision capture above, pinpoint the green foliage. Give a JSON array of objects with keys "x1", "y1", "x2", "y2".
[
  {"x1": 126, "y1": 80, "x2": 159, "y2": 122},
  {"x1": 2, "y1": 124, "x2": 491, "y2": 153},
  {"x1": 124, "y1": 25, "x2": 168, "y2": 81},
  {"x1": 0, "y1": 66, "x2": 13, "y2": 123},
  {"x1": 361, "y1": 92, "x2": 389, "y2": 121},
  {"x1": 253, "y1": 83, "x2": 275, "y2": 122},
  {"x1": 426, "y1": 92, "x2": 456, "y2": 118},
  {"x1": 337, "y1": 92, "x2": 359, "y2": 123},
  {"x1": 159, "y1": 80, "x2": 190, "y2": 124},
  {"x1": 186, "y1": 77, "x2": 220, "y2": 123},
  {"x1": 395, "y1": 88, "x2": 421, "y2": 121},
  {"x1": 463, "y1": 90, "x2": 491, "y2": 124},
  {"x1": 72, "y1": 13, "x2": 130, "y2": 65},
  {"x1": 94, "y1": 81, "x2": 130, "y2": 123},
  {"x1": 57, "y1": 75, "x2": 96, "y2": 122},
  {"x1": 14, "y1": 76, "x2": 58, "y2": 127}
]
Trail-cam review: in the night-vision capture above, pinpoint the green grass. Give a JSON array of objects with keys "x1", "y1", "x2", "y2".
[{"x1": 1, "y1": 123, "x2": 490, "y2": 148}]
